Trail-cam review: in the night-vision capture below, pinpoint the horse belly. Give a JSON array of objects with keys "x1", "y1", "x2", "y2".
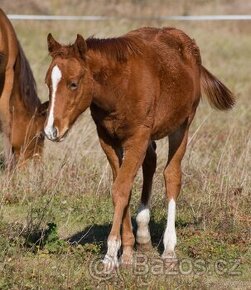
[
  {"x1": 151, "y1": 90, "x2": 197, "y2": 140},
  {"x1": 151, "y1": 111, "x2": 188, "y2": 140}
]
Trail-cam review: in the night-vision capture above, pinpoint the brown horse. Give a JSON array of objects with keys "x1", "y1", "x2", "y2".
[
  {"x1": 0, "y1": 8, "x2": 48, "y2": 169},
  {"x1": 44, "y1": 27, "x2": 235, "y2": 269}
]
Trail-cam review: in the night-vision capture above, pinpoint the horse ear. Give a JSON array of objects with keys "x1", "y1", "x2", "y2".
[
  {"x1": 37, "y1": 101, "x2": 49, "y2": 116},
  {"x1": 74, "y1": 34, "x2": 87, "y2": 58},
  {"x1": 47, "y1": 33, "x2": 61, "y2": 54}
]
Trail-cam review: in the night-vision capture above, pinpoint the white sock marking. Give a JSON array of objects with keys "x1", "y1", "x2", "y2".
[
  {"x1": 163, "y1": 198, "x2": 177, "y2": 253},
  {"x1": 136, "y1": 204, "x2": 151, "y2": 244},
  {"x1": 44, "y1": 65, "x2": 62, "y2": 138},
  {"x1": 103, "y1": 237, "x2": 121, "y2": 268}
]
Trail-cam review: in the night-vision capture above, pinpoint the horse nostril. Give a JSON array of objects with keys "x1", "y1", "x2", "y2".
[
  {"x1": 44, "y1": 125, "x2": 59, "y2": 141},
  {"x1": 52, "y1": 127, "x2": 58, "y2": 139}
]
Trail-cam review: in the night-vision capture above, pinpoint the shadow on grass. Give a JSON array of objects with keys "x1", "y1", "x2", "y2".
[
  {"x1": 66, "y1": 219, "x2": 169, "y2": 254},
  {"x1": 66, "y1": 214, "x2": 200, "y2": 254},
  {"x1": 66, "y1": 223, "x2": 111, "y2": 253},
  {"x1": 16, "y1": 215, "x2": 200, "y2": 256}
]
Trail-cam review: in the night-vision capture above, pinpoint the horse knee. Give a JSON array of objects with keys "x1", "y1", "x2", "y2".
[{"x1": 112, "y1": 185, "x2": 130, "y2": 208}]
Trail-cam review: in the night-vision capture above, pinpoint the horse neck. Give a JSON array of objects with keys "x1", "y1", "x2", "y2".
[
  {"x1": 10, "y1": 65, "x2": 40, "y2": 121},
  {"x1": 0, "y1": 9, "x2": 19, "y2": 137},
  {"x1": 13, "y1": 43, "x2": 41, "y2": 115},
  {"x1": 87, "y1": 50, "x2": 124, "y2": 112}
]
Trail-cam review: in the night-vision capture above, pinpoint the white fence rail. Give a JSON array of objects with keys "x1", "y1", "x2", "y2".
[{"x1": 8, "y1": 14, "x2": 251, "y2": 21}]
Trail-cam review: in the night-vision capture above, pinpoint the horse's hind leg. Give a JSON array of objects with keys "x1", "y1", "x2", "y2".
[
  {"x1": 162, "y1": 120, "x2": 190, "y2": 260},
  {"x1": 136, "y1": 141, "x2": 157, "y2": 251}
]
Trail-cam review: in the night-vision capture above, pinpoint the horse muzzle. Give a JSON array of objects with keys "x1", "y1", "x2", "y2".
[
  {"x1": 44, "y1": 125, "x2": 69, "y2": 142},
  {"x1": 44, "y1": 125, "x2": 59, "y2": 142}
]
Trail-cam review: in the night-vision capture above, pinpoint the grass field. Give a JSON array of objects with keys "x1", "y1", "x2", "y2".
[{"x1": 0, "y1": 1, "x2": 251, "y2": 289}]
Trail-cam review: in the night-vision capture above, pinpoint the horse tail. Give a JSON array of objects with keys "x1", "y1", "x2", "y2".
[
  {"x1": 17, "y1": 41, "x2": 41, "y2": 112},
  {"x1": 200, "y1": 65, "x2": 235, "y2": 110}
]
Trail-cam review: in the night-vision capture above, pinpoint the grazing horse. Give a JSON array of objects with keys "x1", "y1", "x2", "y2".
[
  {"x1": 0, "y1": 8, "x2": 48, "y2": 168},
  {"x1": 44, "y1": 27, "x2": 235, "y2": 269}
]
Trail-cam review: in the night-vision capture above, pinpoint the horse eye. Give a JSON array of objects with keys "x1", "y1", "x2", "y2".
[{"x1": 69, "y1": 82, "x2": 78, "y2": 90}]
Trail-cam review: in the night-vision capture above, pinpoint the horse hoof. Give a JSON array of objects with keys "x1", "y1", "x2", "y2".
[
  {"x1": 120, "y1": 253, "x2": 134, "y2": 267},
  {"x1": 102, "y1": 255, "x2": 119, "y2": 273},
  {"x1": 162, "y1": 250, "x2": 176, "y2": 259},
  {"x1": 161, "y1": 251, "x2": 178, "y2": 268},
  {"x1": 120, "y1": 246, "x2": 134, "y2": 267},
  {"x1": 137, "y1": 241, "x2": 153, "y2": 252}
]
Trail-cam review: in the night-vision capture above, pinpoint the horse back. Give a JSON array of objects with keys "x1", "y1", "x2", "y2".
[
  {"x1": 127, "y1": 27, "x2": 201, "y2": 65},
  {"x1": 0, "y1": 9, "x2": 19, "y2": 135},
  {"x1": 0, "y1": 9, "x2": 19, "y2": 70},
  {"x1": 90, "y1": 27, "x2": 203, "y2": 140},
  {"x1": 125, "y1": 27, "x2": 202, "y2": 138}
]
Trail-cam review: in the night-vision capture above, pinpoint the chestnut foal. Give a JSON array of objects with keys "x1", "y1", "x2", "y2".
[{"x1": 44, "y1": 27, "x2": 234, "y2": 269}]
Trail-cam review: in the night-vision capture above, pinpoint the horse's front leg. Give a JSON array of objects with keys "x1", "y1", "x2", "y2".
[
  {"x1": 3, "y1": 132, "x2": 15, "y2": 170},
  {"x1": 103, "y1": 128, "x2": 150, "y2": 270},
  {"x1": 97, "y1": 126, "x2": 135, "y2": 266}
]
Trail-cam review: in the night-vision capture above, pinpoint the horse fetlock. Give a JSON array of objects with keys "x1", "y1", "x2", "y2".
[
  {"x1": 102, "y1": 254, "x2": 119, "y2": 272},
  {"x1": 137, "y1": 240, "x2": 153, "y2": 252},
  {"x1": 136, "y1": 206, "x2": 151, "y2": 244},
  {"x1": 136, "y1": 226, "x2": 151, "y2": 244},
  {"x1": 162, "y1": 249, "x2": 176, "y2": 259},
  {"x1": 120, "y1": 246, "x2": 134, "y2": 266},
  {"x1": 104, "y1": 236, "x2": 121, "y2": 268}
]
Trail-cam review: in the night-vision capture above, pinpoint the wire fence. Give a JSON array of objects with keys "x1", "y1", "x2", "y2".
[{"x1": 8, "y1": 14, "x2": 251, "y2": 21}]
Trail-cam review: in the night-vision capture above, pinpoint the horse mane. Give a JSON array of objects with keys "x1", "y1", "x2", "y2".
[
  {"x1": 51, "y1": 35, "x2": 143, "y2": 62},
  {"x1": 86, "y1": 35, "x2": 143, "y2": 62},
  {"x1": 16, "y1": 41, "x2": 41, "y2": 112}
]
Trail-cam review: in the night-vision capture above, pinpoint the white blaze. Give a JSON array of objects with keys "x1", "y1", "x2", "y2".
[{"x1": 44, "y1": 65, "x2": 62, "y2": 138}]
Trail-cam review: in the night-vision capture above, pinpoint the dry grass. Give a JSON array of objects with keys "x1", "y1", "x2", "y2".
[
  {"x1": 0, "y1": 1, "x2": 251, "y2": 289},
  {"x1": 2, "y1": 0, "x2": 251, "y2": 17}
]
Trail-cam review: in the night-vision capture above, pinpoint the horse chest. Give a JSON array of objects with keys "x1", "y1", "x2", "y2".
[
  {"x1": 101, "y1": 117, "x2": 121, "y2": 137},
  {"x1": 91, "y1": 107, "x2": 129, "y2": 140}
]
